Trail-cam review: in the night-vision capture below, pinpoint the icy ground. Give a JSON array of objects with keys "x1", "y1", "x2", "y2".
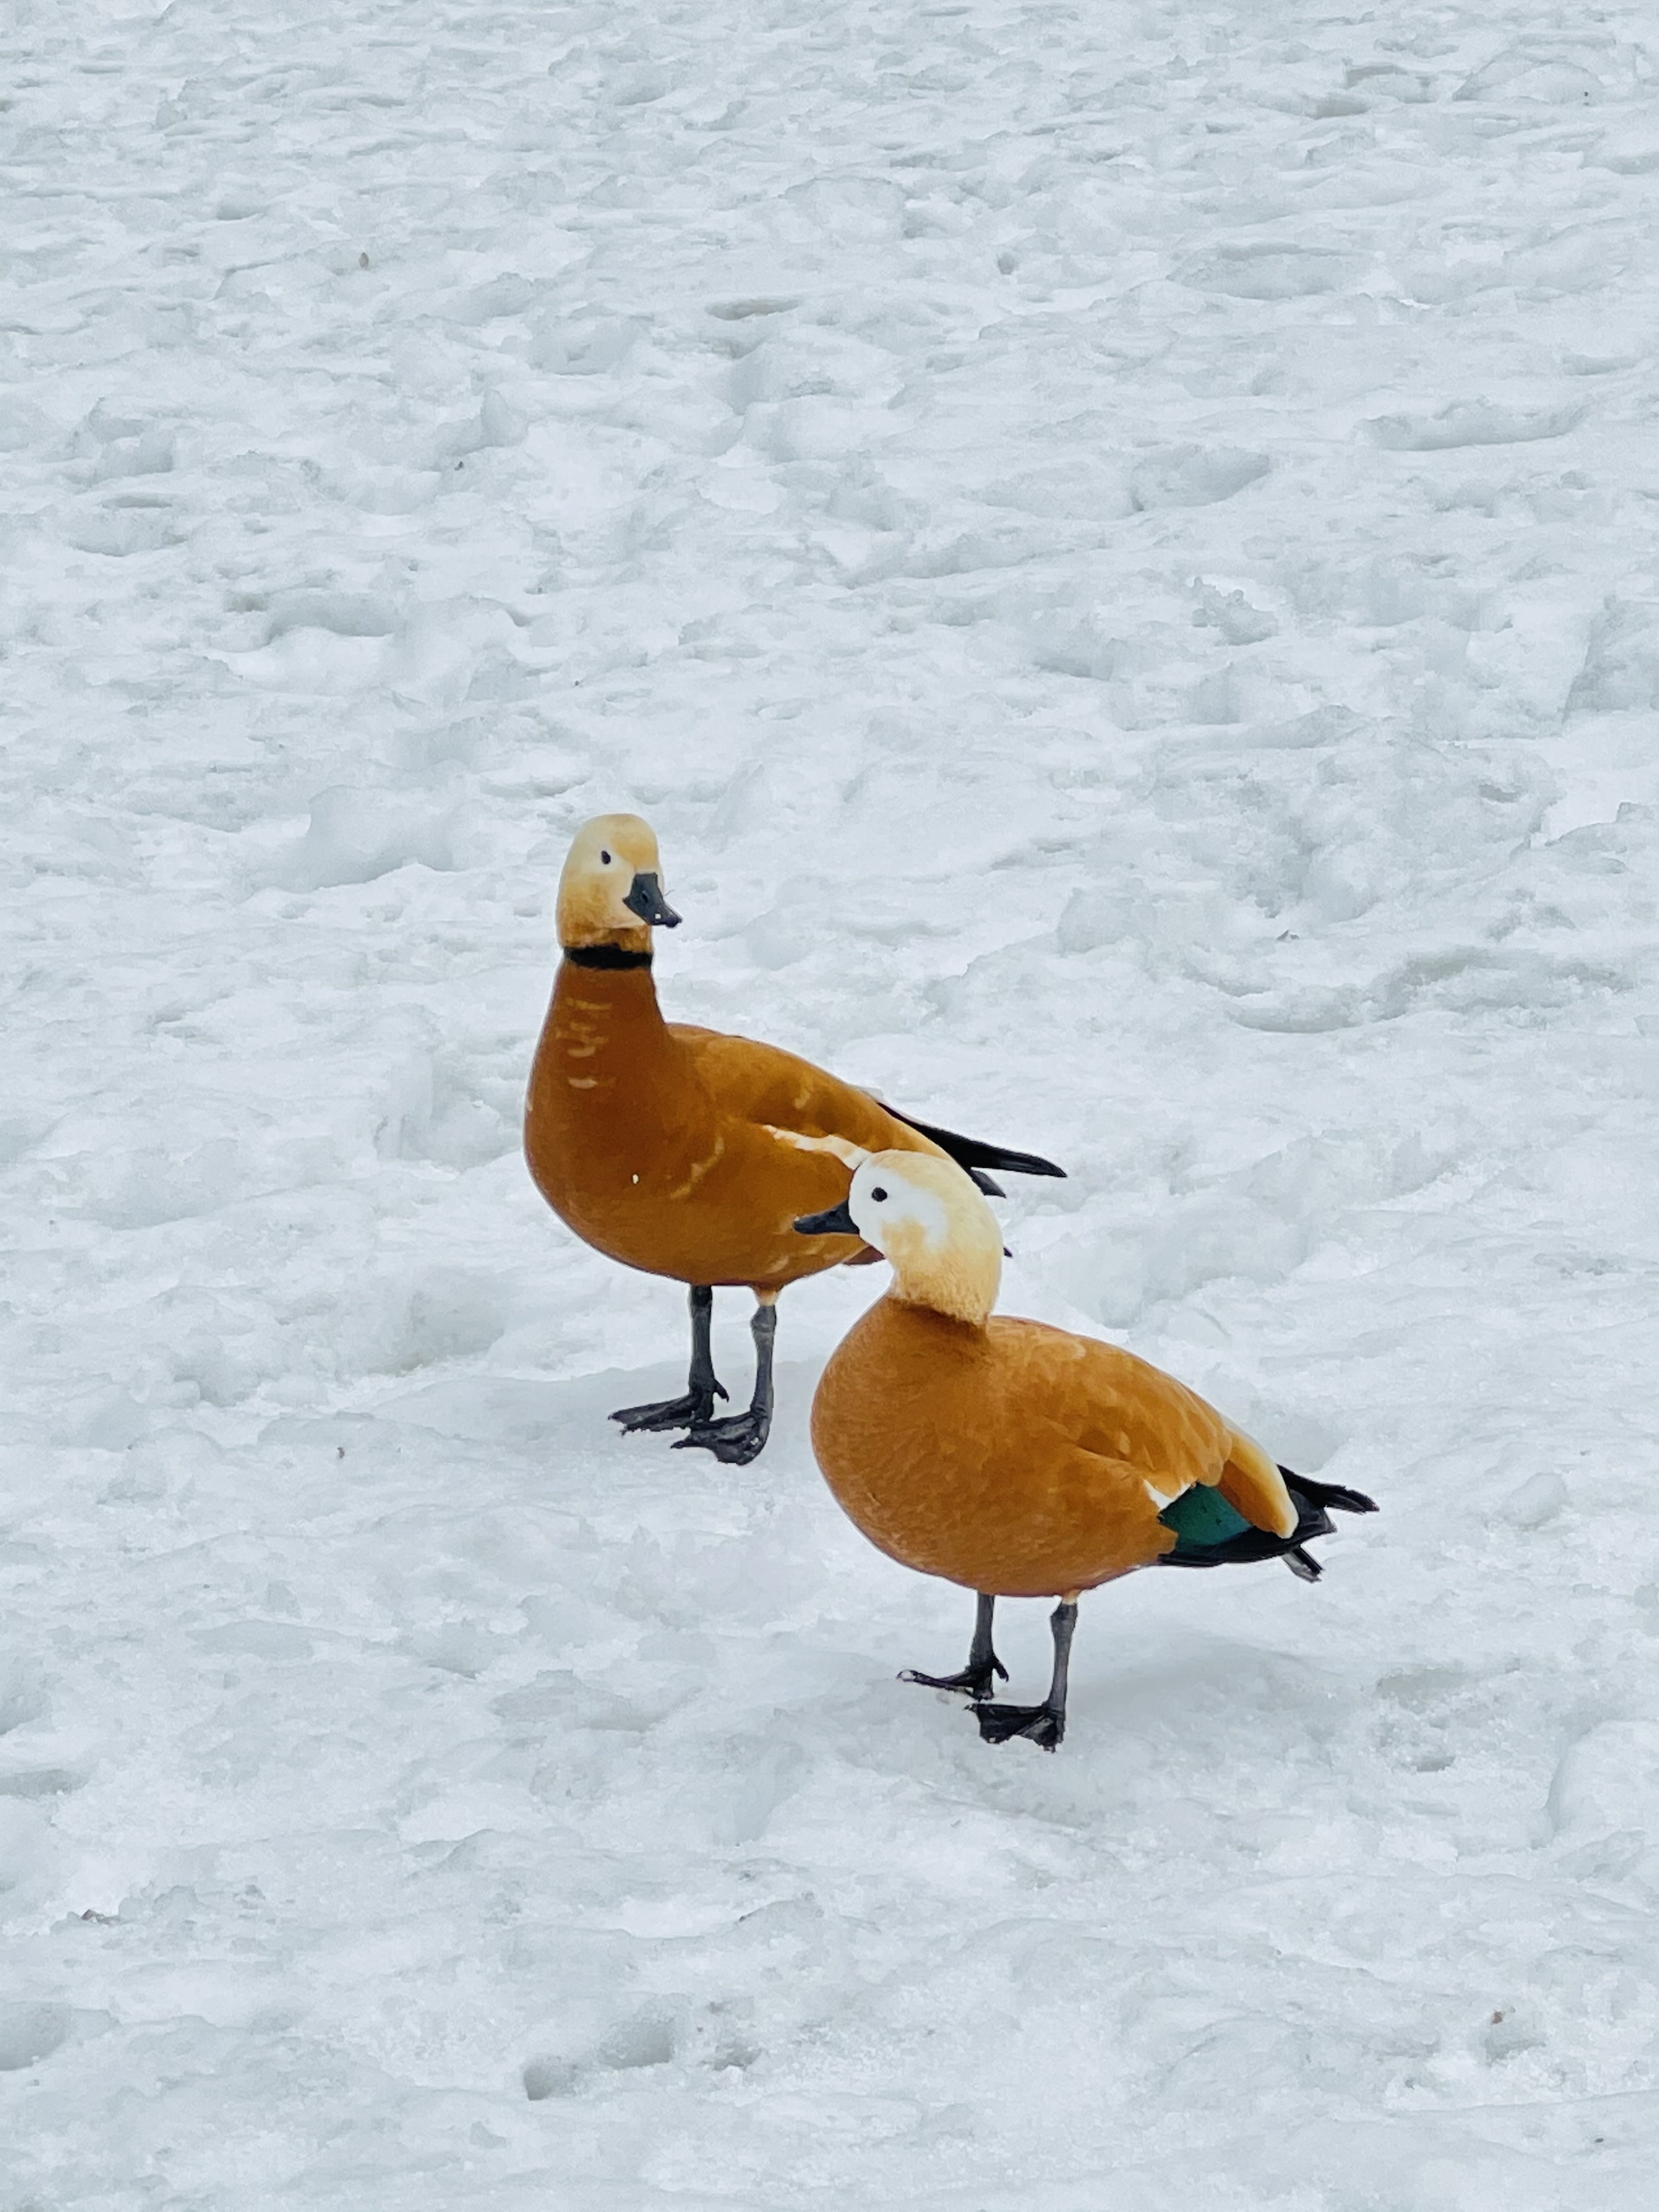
[{"x1": 4, "y1": 0, "x2": 1659, "y2": 2203}]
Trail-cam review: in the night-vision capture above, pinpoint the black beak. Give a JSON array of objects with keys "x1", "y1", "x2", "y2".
[
  {"x1": 794, "y1": 1200, "x2": 857, "y2": 1237},
  {"x1": 623, "y1": 871, "x2": 680, "y2": 928}
]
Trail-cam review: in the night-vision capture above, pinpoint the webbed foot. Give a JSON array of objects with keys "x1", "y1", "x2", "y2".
[
  {"x1": 610, "y1": 1384, "x2": 727, "y2": 1435},
  {"x1": 900, "y1": 1653, "x2": 1009, "y2": 1702},
  {"x1": 673, "y1": 1406, "x2": 771, "y2": 1466},
  {"x1": 974, "y1": 1700, "x2": 1065, "y2": 1752}
]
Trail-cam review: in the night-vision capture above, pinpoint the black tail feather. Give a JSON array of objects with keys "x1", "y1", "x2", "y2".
[
  {"x1": 1278, "y1": 1468, "x2": 1379, "y2": 1517},
  {"x1": 885, "y1": 1108, "x2": 1066, "y2": 1182},
  {"x1": 1159, "y1": 1468, "x2": 1377, "y2": 1577}
]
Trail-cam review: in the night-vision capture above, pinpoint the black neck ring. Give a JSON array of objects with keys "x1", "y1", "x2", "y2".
[{"x1": 564, "y1": 944, "x2": 654, "y2": 972}]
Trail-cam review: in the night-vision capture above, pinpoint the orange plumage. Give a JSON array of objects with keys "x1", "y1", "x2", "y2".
[
  {"x1": 798, "y1": 1151, "x2": 1372, "y2": 1748},
  {"x1": 812, "y1": 1299, "x2": 1295, "y2": 1600}
]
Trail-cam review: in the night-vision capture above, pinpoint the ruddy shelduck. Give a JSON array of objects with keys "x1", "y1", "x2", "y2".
[
  {"x1": 524, "y1": 815, "x2": 1064, "y2": 1463},
  {"x1": 797, "y1": 1151, "x2": 1376, "y2": 1748}
]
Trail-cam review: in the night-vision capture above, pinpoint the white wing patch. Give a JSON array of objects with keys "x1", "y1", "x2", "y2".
[{"x1": 763, "y1": 1126, "x2": 869, "y2": 1171}]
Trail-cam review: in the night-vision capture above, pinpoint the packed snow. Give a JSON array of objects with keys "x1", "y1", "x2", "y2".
[{"x1": 5, "y1": 0, "x2": 1659, "y2": 2203}]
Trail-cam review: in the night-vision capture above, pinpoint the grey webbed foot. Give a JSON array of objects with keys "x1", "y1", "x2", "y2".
[
  {"x1": 901, "y1": 1654, "x2": 1008, "y2": 1701},
  {"x1": 673, "y1": 1406, "x2": 771, "y2": 1465},
  {"x1": 610, "y1": 1385, "x2": 726, "y2": 1434},
  {"x1": 613, "y1": 1285, "x2": 727, "y2": 1438},
  {"x1": 902, "y1": 1592, "x2": 1006, "y2": 1702},
  {"x1": 974, "y1": 1700, "x2": 1065, "y2": 1751}
]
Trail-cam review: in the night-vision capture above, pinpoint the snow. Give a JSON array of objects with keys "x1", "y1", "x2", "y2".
[{"x1": 4, "y1": 0, "x2": 1659, "y2": 2202}]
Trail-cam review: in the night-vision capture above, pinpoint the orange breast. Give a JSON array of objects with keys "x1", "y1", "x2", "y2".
[
  {"x1": 524, "y1": 963, "x2": 943, "y2": 1291},
  {"x1": 809, "y1": 1301, "x2": 1200, "y2": 1598}
]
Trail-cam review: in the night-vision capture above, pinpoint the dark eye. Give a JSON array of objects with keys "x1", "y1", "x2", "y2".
[
  {"x1": 870, "y1": 1186, "x2": 887, "y2": 1203},
  {"x1": 600, "y1": 849, "x2": 612, "y2": 865}
]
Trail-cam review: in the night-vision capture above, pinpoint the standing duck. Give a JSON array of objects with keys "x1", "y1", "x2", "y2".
[
  {"x1": 796, "y1": 1151, "x2": 1376, "y2": 1748},
  {"x1": 524, "y1": 815, "x2": 1064, "y2": 1464}
]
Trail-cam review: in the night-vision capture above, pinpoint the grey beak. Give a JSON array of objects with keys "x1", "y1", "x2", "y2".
[
  {"x1": 794, "y1": 1200, "x2": 857, "y2": 1237},
  {"x1": 623, "y1": 871, "x2": 681, "y2": 927}
]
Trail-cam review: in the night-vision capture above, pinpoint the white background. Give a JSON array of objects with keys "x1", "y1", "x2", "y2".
[{"x1": 4, "y1": 2, "x2": 1659, "y2": 2204}]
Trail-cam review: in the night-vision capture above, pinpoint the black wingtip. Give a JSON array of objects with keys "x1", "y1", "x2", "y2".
[
  {"x1": 996, "y1": 1150, "x2": 1066, "y2": 1180},
  {"x1": 884, "y1": 1108, "x2": 1067, "y2": 1181}
]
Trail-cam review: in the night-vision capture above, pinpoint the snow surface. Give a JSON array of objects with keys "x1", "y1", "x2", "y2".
[{"x1": 5, "y1": 0, "x2": 1659, "y2": 2203}]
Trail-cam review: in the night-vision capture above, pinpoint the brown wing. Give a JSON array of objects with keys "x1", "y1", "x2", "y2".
[
  {"x1": 991, "y1": 1318, "x2": 1228, "y2": 1482},
  {"x1": 988, "y1": 1315, "x2": 1295, "y2": 1536},
  {"x1": 672, "y1": 1025, "x2": 945, "y2": 1160}
]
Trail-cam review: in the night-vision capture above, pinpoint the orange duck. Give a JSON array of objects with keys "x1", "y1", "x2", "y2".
[
  {"x1": 797, "y1": 1150, "x2": 1376, "y2": 1748},
  {"x1": 524, "y1": 815, "x2": 1064, "y2": 1464}
]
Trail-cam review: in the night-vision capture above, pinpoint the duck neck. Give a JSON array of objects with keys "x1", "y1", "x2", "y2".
[
  {"x1": 879, "y1": 1290, "x2": 992, "y2": 1357},
  {"x1": 888, "y1": 1267, "x2": 998, "y2": 1333},
  {"x1": 884, "y1": 1224, "x2": 1001, "y2": 1329},
  {"x1": 534, "y1": 952, "x2": 677, "y2": 1107}
]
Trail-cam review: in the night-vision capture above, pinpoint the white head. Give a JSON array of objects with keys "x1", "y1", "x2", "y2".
[
  {"x1": 804, "y1": 1149, "x2": 1004, "y2": 1327},
  {"x1": 556, "y1": 813, "x2": 681, "y2": 954}
]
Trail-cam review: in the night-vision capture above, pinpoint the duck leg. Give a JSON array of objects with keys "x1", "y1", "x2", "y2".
[
  {"x1": 675, "y1": 1294, "x2": 776, "y2": 1466},
  {"x1": 611, "y1": 1285, "x2": 730, "y2": 1434},
  {"x1": 901, "y1": 1593, "x2": 1009, "y2": 1701},
  {"x1": 975, "y1": 1599, "x2": 1079, "y2": 1752}
]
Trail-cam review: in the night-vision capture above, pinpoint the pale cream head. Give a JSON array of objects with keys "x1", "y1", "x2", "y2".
[
  {"x1": 845, "y1": 1150, "x2": 1004, "y2": 1328},
  {"x1": 556, "y1": 814, "x2": 678, "y2": 951}
]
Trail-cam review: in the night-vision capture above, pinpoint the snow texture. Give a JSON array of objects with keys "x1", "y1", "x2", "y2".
[{"x1": 4, "y1": 0, "x2": 1659, "y2": 2204}]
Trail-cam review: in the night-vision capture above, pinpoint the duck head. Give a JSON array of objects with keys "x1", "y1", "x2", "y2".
[
  {"x1": 557, "y1": 814, "x2": 681, "y2": 956},
  {"x1": 796, "y1": 1150, "x2": 1003, "y2": 1327}
]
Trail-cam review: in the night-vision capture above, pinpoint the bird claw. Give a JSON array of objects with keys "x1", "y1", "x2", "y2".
[
  {"x1": 899, "y1": 1655, "x2": 1009, "y2": 1701},
  {"x1": 673, "y1": 1409, "x2": 771, "y2": 1466},
  {"x1": 974, "y1": 1700, "x2": 1065, "y2": 1751}
]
